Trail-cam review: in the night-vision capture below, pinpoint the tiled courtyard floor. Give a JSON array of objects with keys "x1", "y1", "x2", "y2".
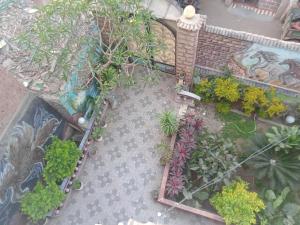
[{"x1": 48, "y1": 69, "x2": 220, "y2": 225}]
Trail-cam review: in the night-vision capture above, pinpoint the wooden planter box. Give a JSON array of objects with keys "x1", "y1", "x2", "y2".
[{"x1": 157, "y1": 134, "x2": 224, "y2": 224}]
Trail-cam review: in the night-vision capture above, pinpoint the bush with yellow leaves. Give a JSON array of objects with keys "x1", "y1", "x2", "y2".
[
  {"x1": 242, "y1": 87, "x2": 268, "y2": 115},
  {"x1": 242, "y1": 87, "x2": 286, "y2": 118},
  {"x1": 214, "y1": 77, "x2": 240, "y2": 103},
  {"x1": 210, "y1": 180, "x2": 265, "y2": 225}
]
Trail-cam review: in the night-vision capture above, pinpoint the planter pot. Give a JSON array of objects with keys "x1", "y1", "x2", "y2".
[
  {"x1": 72, "y1": 174, "x2": 76, "y2": 179},
  {"x1": 65, "y1": 188, "x2": 70, "y2": 193},
  {"x1": 77, "y1": 160, "x2": 82, "y2": 165},
  {"x1": 72, "y1": 181, "x2": 83, "y2": 191},
  {"x1": 97, "y1": 136, "x2": 103, "y2": 142}
]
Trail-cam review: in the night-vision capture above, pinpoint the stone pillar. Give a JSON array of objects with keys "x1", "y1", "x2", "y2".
[{"x1": 176, "y1": 6, "x2": 205, "y2": 87}]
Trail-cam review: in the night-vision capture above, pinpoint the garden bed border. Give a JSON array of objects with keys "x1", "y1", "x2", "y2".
[
  {"x1": 50, "y1": 101, "x2": 109, "y2": 217},
  {"x1": 157, "y1": 132, "x2": 224, "y2": 223}
]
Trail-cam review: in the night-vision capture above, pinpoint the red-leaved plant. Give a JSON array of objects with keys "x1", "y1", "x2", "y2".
[{"x1": 166, "y1": 113, "x2": 203, "y2": 198}]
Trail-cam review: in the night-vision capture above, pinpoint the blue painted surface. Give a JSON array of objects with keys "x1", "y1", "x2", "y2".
[{"x1": 59, "y1": 23, "x2": 101, "y2": 115}]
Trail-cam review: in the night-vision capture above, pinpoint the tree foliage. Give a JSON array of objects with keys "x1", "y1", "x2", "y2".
[{"x1": 18, "y1": 0, "x2": 161, "y2": 90}]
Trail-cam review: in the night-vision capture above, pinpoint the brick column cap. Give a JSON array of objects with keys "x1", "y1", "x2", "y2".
[{"x1": 177, "y1": 13, "x2": 206, "y2": 31}]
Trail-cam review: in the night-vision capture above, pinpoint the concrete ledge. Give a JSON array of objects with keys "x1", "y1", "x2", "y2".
[{"x1": 203, "y1": 21, "x2": 300, "y2": 52}]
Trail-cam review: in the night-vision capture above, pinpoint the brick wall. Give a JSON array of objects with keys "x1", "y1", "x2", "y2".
[
  {"x1": 258, "y1": 0, "x2": 281, "y2": 12},
  {"x1": 196, "y1": 29, "x2": 251, "y2": 69}
]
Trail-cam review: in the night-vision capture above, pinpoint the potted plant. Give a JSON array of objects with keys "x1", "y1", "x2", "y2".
[
  {"x1": 21, "y1": 182, "x2": 65, "y2": 224},
  {"x1": 71, "y1": 179, "x2": 83, "y2": 190},
  {"x1": 91, "y1": 127, "x2": 104, "y2": 141}
]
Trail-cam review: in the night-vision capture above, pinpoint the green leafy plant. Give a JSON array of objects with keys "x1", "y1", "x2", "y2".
[
  {"x1": 242, "y1": 86, "x2": 269, "y2": 116},
  {"x1": 101, "y1": 66, "x2": 118, "y2": 90},
  {"x1": 91, "y1": 127, "x2": 104, "y2": 140},
  {"x1": 242, "y1": 87, "x2": 286, "y2": 118},
  {"x1": 248, "y1": 134, "x2": 300, "y2": 191},
  {"x1": 71, "y1": 179, "x2": 82, "y2": 190},
  {"x1": 21, "y1": 182, "x2": 64, "y2": 223},
  {"x1": 44, "y1": 137, "x2": 81, "y2": 183},
  {"x1": 259, "y1": 187, "x2": 300, "y2": 225},
  {"x1": 194, "y1": 78, "x2": 214, "y2": 102},
  {"x1": 216, "y1": 102, "x2": 231, "y2": 114},
  {"x1": 210, "y1": 180, "x2": 265, "y2": 225},
  {"x1": 266, "y1": 126, "x2": 300, "y2": 153},
  {"x1": 188, "y1": 131, "x2": 239, "y2": 190},
  {"x1": 160, "y1": 111, "x2": 178, "y2": 136},
  {"x1": 156, "y1": 142, "x2": 173, "y2": 165},
  {"x1": 214, "y1": 77, "x2": 240, "y2": 102}
]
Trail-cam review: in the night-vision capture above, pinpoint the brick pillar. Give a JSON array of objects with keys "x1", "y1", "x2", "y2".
[{"x1": 176, "y1": 6, "x2": 205, "y2": 87}]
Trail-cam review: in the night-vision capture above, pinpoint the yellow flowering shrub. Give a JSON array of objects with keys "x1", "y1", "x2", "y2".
[
  {"x1": 194, "y1": 78, "x2": 214, "y2": 102},
  {"x1": 266, "y1": 97, "x2": 287, "y2": 118},
  {"x1": 214, "y1": 77, "x2": 240, "y2": 102},
  {"x1": 242, "y1": 87, "x2": 268, "y2": 115},
  {"x1": 210, "y1": 180, "x2": 265, "y2": 225}
]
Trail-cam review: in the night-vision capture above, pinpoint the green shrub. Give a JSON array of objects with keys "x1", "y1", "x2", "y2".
[
  {"x1": 188, "y1": 132, "x2": 238, "y2": 190},
  {"x1": 194, "y1": 78, "x2": 214, "y2": 102},
  {"x1": 242, "y1": 87, "x2": 286, "y2": 118},
  {"x1": 242, "y1": 86, "x2": 269, "y2": 116},
  {"x1": 216, "y1": 102, "x2": 231, "y2": 114},
  {"x1": 214, "y1": 77, "x2": 240, "y2": 102},
  {"x1": 210, "y1": 180, "x2": 265, "y2": 225},
  {"x1": 91, "y1": 127, "x2": 104, "y2": 140},
  {"x1": 21, "y1": 182, "x2": 64, "y2": 223},
  {"x1": 159, "y1": 111, "x2": 178, "y2": 136},
  {"x1": 44, "y1": 137, "x2": 81, "y2": 183}
]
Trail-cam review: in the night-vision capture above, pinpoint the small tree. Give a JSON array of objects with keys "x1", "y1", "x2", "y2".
[{"x1": 18, "y1": 0, "x2": 161, "y2": 94}]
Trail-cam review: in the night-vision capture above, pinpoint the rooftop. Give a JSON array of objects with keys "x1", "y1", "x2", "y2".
[{"x1": 199, "y1": 0, "x2": 282, "y2": 39}]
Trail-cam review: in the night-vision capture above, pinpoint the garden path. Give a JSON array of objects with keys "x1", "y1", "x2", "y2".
[{"x1": 47, "y1": 68, "x2": 220, "y2": 225}]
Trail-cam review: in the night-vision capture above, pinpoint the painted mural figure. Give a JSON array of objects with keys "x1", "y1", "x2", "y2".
[
  {"x1": 279, "y1": 59, "x2": 300, "y2": 87},
  {"x1": 0, "y1": 103, "x2": 62, "y2": 225},
  {"x1": 230, "y1": 44, "x2": 300, "y2": 92},
  {"x1": 248, "y1": 51, "x2": 279, "y2": 80}
]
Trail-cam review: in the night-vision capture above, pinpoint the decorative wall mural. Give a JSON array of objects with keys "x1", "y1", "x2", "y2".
[
  {"x1": 228, "y1": 44, "x2": 300, "y2": 93},
  {"x1": 0, "y1": 98, "x2": 64, "y2": 225}
]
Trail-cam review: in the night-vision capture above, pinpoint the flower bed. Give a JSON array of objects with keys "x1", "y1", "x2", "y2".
[
  {"x1": 158, "y1": 106, "x2": 300, "y2": 225},
  {"x1": 20, "y1": 101, "x2": 109, "y2": 223}
]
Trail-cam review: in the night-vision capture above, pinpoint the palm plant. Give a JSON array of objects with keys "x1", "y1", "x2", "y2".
[
  {"x1": 159, "y1": 111, "x2": 178, "y2": 136},
  {"x1": 266, "y1": 126, "x2": 300, "y2": 153},
  {"x1": 248, "y1": 134, "x2": 300, "y2": 191}
]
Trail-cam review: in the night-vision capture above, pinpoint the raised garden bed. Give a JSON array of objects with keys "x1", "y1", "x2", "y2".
[
  {"x1": 158, "y1": 103, "x2": 300, "y2": 224},
  {"x1": 52, "y1": 101, "x2": 109, "y2": 215},
  {"x1": 157, "y1": 133, "x2": 224, "y2": 223}
]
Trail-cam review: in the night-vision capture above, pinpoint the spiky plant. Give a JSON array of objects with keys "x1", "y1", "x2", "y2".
[
  {"x1": 248, "y1": 134, "x2": 300, "y2": 191},
  {"x1": 160, "y1": 111, "x2": 178, "y2": 136}
]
